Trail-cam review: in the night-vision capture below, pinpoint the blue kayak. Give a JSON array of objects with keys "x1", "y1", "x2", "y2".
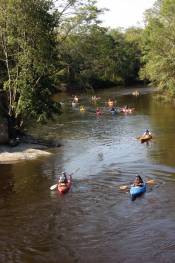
[{"x1": 130, "y1": 183, "x2": 146, "y2": 198}]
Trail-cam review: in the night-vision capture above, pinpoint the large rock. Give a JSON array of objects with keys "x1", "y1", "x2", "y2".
[
  {"x1": 0, "y1": 121, "x2": 8, "y2": 144},
  {"x1": 0, "y1": 145, "x2": 52, "y2": 163}
]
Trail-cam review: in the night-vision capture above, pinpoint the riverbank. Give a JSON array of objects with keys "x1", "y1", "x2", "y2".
[{"x1": 0, "y1": 143, "x2": 52, "y2": 163}]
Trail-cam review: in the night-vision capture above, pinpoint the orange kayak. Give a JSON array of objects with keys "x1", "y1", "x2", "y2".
[
  {"x1": 140, "y1": 135, "x2": 152, "y2": 143},
  {"x1": 57, "y1": 176, "x2": 72, "y2": 194}
]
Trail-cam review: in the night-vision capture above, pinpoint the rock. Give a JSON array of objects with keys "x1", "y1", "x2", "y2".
[{"x1": 0, "y1": 144, "x2": 52, "y2": 163}]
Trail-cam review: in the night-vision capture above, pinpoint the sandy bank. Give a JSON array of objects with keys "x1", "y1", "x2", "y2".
[{"x1": 0, "y1": 143, "x2": 52, "y2": 163}]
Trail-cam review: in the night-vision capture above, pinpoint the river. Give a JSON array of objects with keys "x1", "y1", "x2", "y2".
[{"x1": 0, "y1": 87, "x2": 175, "y2": 263}]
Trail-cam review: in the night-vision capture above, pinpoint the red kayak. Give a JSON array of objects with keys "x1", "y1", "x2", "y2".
[
  {"x1": 57, "y1": 175, "x2": 72, "y2": 194},
  {"x1": 96, "y1": 110, "x2": 102, "y2": 116}
]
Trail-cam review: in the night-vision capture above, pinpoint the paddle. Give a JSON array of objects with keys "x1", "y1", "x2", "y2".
[
  {"x1": 146, "y1": 179, "x2": 155, "y2": 185},
  {"x1": 50, "y1": 168, "x2": 80, "y2": 191},
  {"x1": 119, "y1": 185, "x2": 129, "y2": 190},
  {"x1": 119, "y1": 179, "x2": 155, "y2": 190},
  {"x1": 50, "y1": 183, "x2": 58, "y2": 191}
]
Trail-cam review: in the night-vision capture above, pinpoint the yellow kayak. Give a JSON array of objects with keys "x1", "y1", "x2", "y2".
[
  {"x1": 80, "y1": 106, "x2": 85, "y2": 112},
  {"x1": 140, "y1": 134, "x2": 152, "y2": 143}
]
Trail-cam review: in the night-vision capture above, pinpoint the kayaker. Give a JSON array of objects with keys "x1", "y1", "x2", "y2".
[
  {"x1": 124, "y1": 105, "x2": 128, "y2": 109},
  {"x1": 73, "y1": 95, "x2": 79, "y2": 103},
  {"x1": 108, "y1": 98, "x2": 114, "y2": 107},
  {"x1": 110, "y1": 107, "x2": 115, "y2": 111},
  {"x1": 133, "y1": 175, "x2": 144, "y2": 187},
  {"x1": 96, "y1": 107, "x2": 102, "y2": 115},
  {"x1": 80, "y1": 105, "x2": 85, "y2": 111},
  {"x1": 143, "y1": 129, "x2": 152, "y2": 136},
  {"x1": 58, "y1": 172, "x2": 68, "y2": 185}
]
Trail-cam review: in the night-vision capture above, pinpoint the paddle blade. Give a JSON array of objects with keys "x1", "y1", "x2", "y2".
[
  {"x1": 146, "y1": 179, "x2": 155, "y2": 185},
  {"x1": 50, "y1": 184, "x2": 58, "y2": 190},
  {"x1": 119, "y1": 185, "x2": 128, "y2": 190}
]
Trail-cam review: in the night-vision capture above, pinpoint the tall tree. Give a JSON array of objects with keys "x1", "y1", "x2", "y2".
[
  {"x1": 54, "y1": 0, "x2": 107, "y2": 89},
  {"x1": 0, "y1": 0, "x2": 59, "y2": 129},
  {"x1": 58, "y1": 25, "x2": 117, "y2": 89},
  {"x1": 124, "y1": 27, "x2": 143, "y2": 84},
  {"x1": 141, "y1": 0, "x2": 175, "y2": 96}
]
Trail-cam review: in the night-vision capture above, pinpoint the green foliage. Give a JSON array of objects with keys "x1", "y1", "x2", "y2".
[
  {"x1": 57, "y1": 25, "x2": 143, "y2": 89},
  {"x1": 110, "y1": 28, "x2": 143, "y2": 84},
  {"x1": 0, "y1": 0, "x2": 144, "y2": 130},
  {"x1": 54, "y1": 0, "x2": 142, "y2": 89},
  {"x1": 141, "y1": 0, "x2": 175, "y2": 96},
  {"x1": 0, "y1": 0, "x2": 60, "y2": 125}
]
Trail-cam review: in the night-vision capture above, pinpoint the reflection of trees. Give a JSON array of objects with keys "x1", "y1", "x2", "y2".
[
  {"x1": 149, "y1": 98, "x2": 175, "y2": 167},
  {"x1": 0, "y1": 164, "x2": 14, "y2": 198}
]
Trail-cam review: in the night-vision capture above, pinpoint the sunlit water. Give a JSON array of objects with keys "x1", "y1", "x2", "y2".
[{"x1": 0, "y1": 87, "x2": 175, "y2": 263}]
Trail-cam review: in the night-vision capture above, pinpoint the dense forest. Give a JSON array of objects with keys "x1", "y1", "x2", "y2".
[{"x1": 0, "y1": 0, "x2": 174, "y2": 133}]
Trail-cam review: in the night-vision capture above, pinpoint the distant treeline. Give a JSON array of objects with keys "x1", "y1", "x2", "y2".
[{"x1": 0, "y1": 0, "x2": 174, "y2": 128}]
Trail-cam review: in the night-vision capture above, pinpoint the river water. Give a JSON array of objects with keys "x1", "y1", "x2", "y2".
[{"x1": 0, "y1": 87, "x2": 175, "y2": 263}]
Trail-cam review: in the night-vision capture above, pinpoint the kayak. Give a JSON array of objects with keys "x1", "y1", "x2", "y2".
[
  {"x1": 130, "y1": 183, "x2": 146, "y2": 198},
  {"x1": 140, "y1": 134, "x2": 152, "y2": 143},
  {"x1": 121, "y1": 108, "x2": 135, "y2": 113},
  {"x1": 57, "y1": 175, "x2": 72, "y2": 194},
  {"x1": 92, "y1": 96, "x2": 101, "y2": 101},
  {"x1": 96, "y1": 111, "x2": 102, "y2": 116},
  {"x1": 80, "y1": 106, "x2": 85, "y2": 112},
  {"x1": 132, "y1": 91, "x2": 140, "y2": 96}
]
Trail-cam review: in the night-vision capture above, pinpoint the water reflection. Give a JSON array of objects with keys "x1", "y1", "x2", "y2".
[{"x1": 0, "y1": 164, "x2": 14, "y2": 201}]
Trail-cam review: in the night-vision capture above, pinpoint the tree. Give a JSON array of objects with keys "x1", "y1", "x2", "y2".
[
  {"x1": 141, "y1": 0, "x2": 175, "y2": 96},
  {"x1": 124, "y1": 27, "x2": 143, "y2": 84},
  {"x1": 59, "y1": 26, "x2": 117, "y2": 89},
  {"x1": 0, "y1": 0, "x2": 60, "y2": 131},
  {"x1": 107, "y1": 28, "x2": 143, "y2": 85},
  {"x1": 56, "y1": 25, "x2": 143, "y2": 90},
  {"x1": 54, "y1": 0, "x2": 108, "y2": 89}
]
